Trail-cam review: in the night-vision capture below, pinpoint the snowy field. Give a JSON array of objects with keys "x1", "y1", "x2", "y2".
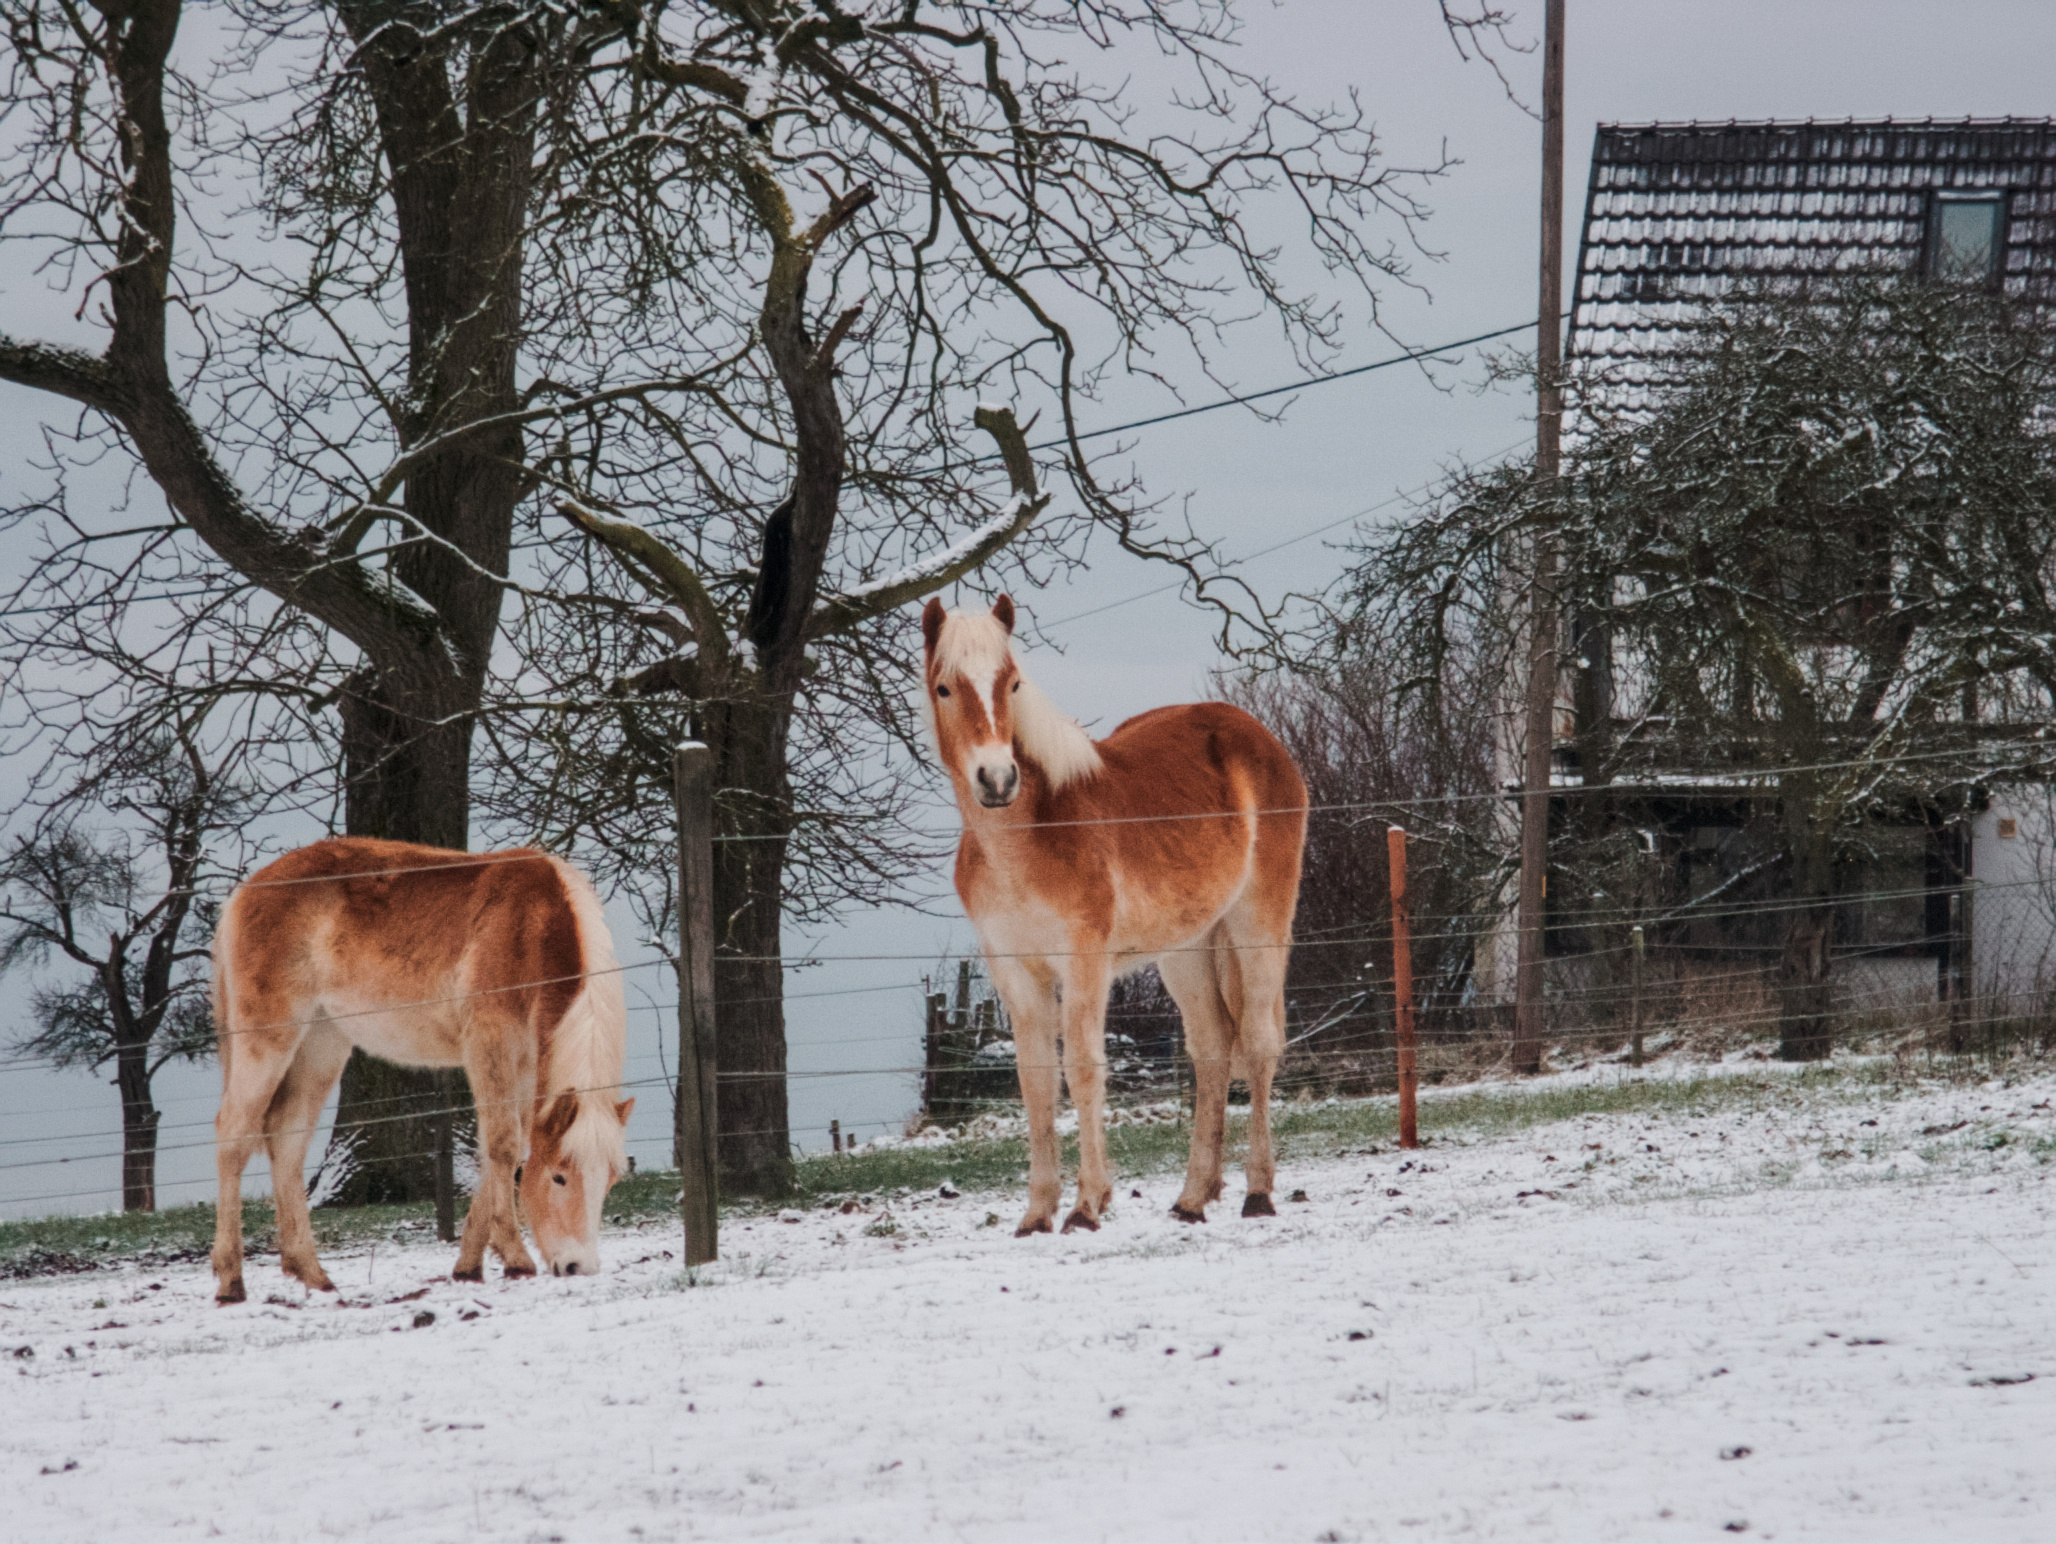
[{"x1": 4, "y1": 1063, "x2": 2052, "y2": 1543}]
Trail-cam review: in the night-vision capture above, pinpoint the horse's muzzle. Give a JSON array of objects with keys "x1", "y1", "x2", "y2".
[{"x1": 976, "y1": 764, "x2": 1020, "y2": 807}]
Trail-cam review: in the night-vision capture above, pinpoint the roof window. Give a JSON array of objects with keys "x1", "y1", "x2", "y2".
[{"x1": 1928, "y1": 191, "x2": 2006, "y2": 283}]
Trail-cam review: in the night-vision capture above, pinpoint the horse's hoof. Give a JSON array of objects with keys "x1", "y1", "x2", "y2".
[
  {"x1": 1061, "y1": 1209, "x2": 1100, "y2": 1234},
  {"x1": 215, "y1": 1278, "x2": 246, "y2": 1306},
  {"x1": 451, "y1": 1265, "x2": 484, "y2": 1283},
  {"x1": 1242, "y1": 1193, "x2": 1277, "y2": 1218},
  {"x1": 503, "y1": 1264, "x2": 537, "y2": 1279},
  {"x1": 1170, "y1": 1205, "x2": 1207, "y2": 1225},
  {"x1": 1013, "y1": 1216, "x2": 1053, "y2": 1237}
]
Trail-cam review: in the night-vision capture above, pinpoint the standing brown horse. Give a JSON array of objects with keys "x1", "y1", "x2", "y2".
[
  {"x1": 209, "y1": 839, "x2": 632, "y2": 1303},
  {"x1": 923, "y1": 596, "x2": 1306, "y2": 1234}
]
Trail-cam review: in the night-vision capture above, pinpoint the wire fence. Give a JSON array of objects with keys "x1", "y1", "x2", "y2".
[{"x1": 10, "y1": 734, "x2": 2056, "y2": 1222}]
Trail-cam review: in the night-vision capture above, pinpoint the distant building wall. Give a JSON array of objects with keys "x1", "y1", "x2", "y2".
[{"x1": 1971, "y1": 786, "x2": 2056, "y2": 1009}]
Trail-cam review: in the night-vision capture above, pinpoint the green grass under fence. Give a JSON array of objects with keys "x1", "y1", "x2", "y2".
[{"x1": 0, "y1": 1056, "x2": 2014, "y2": 1280}]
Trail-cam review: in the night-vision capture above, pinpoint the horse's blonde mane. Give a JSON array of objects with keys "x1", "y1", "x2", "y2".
[
  {"x1": 931, "y1": 610, "x2": 1104, "y2": 791},
  {"x1": 546, "y1": 858, "x2": 629, "y2": 1170}
]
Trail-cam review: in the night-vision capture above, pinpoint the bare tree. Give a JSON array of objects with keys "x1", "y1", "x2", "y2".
[
  {"x1": 1336, "y1": 276, "x2": 2056, "y2": 1060},
  {"x1": 1221, "y1": 646, "x2": 1502, "y2": 1080},
  {"x1": 0, "y1": 2, "x2": 1485, "y2": 1195},
  {"x1": 0, "y1": 723, "x2": 253, "y2": 1211}
]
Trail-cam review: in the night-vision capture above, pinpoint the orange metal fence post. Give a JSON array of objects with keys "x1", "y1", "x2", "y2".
[{"x1": 1389, "y1": 825, "x2": 1419, "y2": 1150}]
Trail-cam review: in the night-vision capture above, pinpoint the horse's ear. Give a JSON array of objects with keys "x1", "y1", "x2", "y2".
[
  {"x1": 538, "y1": 1090, "x2": 579, "y2": 1144},
  {"x1": 921, "y1": 597, "x2": 946, "y2": 657},
  {"x1": 992, "y1": 594, "x2": 1015, "y2": 634},
  {"x1": 615, "y1": 1097, "x2": 636, "y2": 1126}
]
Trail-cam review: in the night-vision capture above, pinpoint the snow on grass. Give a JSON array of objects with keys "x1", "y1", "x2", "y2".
[{"x1": 4, "y1": 1065, "x2": 2052, "y2": 1542}]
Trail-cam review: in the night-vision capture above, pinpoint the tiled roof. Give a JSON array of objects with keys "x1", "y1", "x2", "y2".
[{"x1": 1570, "y1": 118, "x2": 2056, "y2": 366}]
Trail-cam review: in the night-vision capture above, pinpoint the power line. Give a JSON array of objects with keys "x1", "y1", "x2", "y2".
[{"x1": 0, "y1": 320, "x2": 1536, "y2": 624}]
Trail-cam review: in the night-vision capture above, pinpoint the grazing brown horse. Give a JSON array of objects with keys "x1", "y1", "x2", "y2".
[
  {"x1": 209, "y1": 839, "x2": 633, "y2": 1304},
  {"x1": 923, "y1": 596, "x2": 1307, "y2": 1234}
]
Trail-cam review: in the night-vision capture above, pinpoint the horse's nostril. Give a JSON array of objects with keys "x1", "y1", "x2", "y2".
[{"x1": 563, "y1": 1261, "x2": 580, "y2": 1275}]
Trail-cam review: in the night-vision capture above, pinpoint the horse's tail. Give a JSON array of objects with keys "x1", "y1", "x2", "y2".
[
  {"x1": 1207, "y1": 923, "x2": 1252, "y2": 1085},
  {"x1": 210, "y1": 888, "x2": 240, "y2": 1082}
]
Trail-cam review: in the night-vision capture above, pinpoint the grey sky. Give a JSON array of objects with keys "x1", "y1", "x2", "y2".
[{"x1": 5, "y1": 1, "x2": 2055, "y2": 1217}]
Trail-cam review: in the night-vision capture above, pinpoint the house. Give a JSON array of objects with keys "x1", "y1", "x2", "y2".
[{"x1": 1482, "y1": 119, "x2": 2056, "y2": 1018}]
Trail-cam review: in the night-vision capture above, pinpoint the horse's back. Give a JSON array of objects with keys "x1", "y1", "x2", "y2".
[
  {"x1": 219, "y1": 839, "x2": 585, "y2": 1054},
  {"x1": 1097, "y1": 700, "x2": 1306, "y2": 819}
]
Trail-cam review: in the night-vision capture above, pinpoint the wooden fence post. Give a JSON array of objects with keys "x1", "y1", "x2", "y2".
[
  {"x1": 673, "y1": 742, "x2": 719, "y2": 1266},
  {"x1": 1389, "y1": 826, "x2": 1419, "y2": 1150},
  {"x1": 1630, "y1": 924, "x2": 1646, "y2": 1068}
]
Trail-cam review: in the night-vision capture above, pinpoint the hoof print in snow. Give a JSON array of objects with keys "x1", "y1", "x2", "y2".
[
  {"x1": 1723, "y1": 1523, "x2": 1749, "y2": 1534},
  {"x1": 412, "y1": 1310, "x2": 436, "y2": 1329},
  {"x1": 39, "y1": 1460, "x2": 77, "y2": 1475},
  {"x1": 1970, "y1": 1372, "x2": 2035, "y2": 1387},
  {"x1": 1719, "y1": 1445, "x2": 1752, "y2": 1461},
  {"x1": 1347, "y1": 1330, "x2": 1371, "y2": 1342},
  {"x1": 1289, "y1": 1190, "x2": 1309, "y2": 1203},
  {"x1": 1109, "y1": 1406, "x2": 1126, "y2": 1419}
]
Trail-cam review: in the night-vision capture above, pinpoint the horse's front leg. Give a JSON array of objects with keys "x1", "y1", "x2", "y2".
[
  {"x1": 1059, "y1": 951, "x2": 1115, "y2": 1233},
  {"x1": 988, "y1": 957, "x2": 1061, "y2": 1236},
  {"x1": 456, "y1": 1039, "x2": 536, "y2": 1280}
]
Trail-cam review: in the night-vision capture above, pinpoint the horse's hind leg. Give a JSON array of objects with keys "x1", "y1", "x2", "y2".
[
  {"x1": 212, "y1": 1029, "x2": 302, "y2": 1305},
  {"x1": 263, "y1": 1025, "x2": 353, "y2": 1292},
  {"x1": 1160, "y1": 942, "x2": 1232, "y2": 1222},
  {"x1": 1222, "y1": 912, "x2": 1291, "y2": 1217}
]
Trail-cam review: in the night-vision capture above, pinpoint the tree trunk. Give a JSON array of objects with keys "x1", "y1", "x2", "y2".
[
  {"x1": 319, "y1": 672, "x2": 481, "y2": 1207},
  {"x1": 1779, "y1": 824, "x2": 1838, "y2": 1062},
  {"x1": 114, "y1": 1042, "x2": 159, "y2": 1214},
  {"x1": 705, "y1": 691, "x2": 796, "y2": 1198},
  {"x1": 313, "y1": 9, "x2": 543, "y2": 1207}
]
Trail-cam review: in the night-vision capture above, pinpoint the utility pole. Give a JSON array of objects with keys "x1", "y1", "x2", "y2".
[{"x1": 1514, "y1": 0, "x2": 1566, "y2": 1077}]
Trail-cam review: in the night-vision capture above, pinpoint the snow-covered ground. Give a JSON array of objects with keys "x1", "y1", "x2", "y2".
[{"x1": 4, "y1": 1065, "x2": 2052, "y2": 1543}]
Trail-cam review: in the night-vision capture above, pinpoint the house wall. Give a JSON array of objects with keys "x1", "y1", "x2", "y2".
[{"x1": 1971, "y1": 786, "x2": 2056, "y2": 1010}]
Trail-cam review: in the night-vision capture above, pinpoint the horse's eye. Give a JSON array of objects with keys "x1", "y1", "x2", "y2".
[
  {"x1": 514, "y1": 1166, "x2": 523, "y2": 1184},
  {"x1": 936, "y1": 684, "x2": 951, "y2": 698},
  {"x1": 1011, "y1": 681, "x2": 1020, "y2": 692},
  {"x1": 553, "y1": 1173, "x2": 568, "y2": 1186}
]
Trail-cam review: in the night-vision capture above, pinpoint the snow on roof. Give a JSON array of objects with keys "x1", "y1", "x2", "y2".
[{"x1": 1570, "y1": 117, "x2": 2056, "y2": 372}]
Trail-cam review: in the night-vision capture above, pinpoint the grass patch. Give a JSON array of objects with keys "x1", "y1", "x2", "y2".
[
  {"x1": 0, "y1": 1196, "x2": 451, "y2": 1281},
  {"x1": 5, "y1": 1055, "x2": 2035, "y2": 1279}
]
